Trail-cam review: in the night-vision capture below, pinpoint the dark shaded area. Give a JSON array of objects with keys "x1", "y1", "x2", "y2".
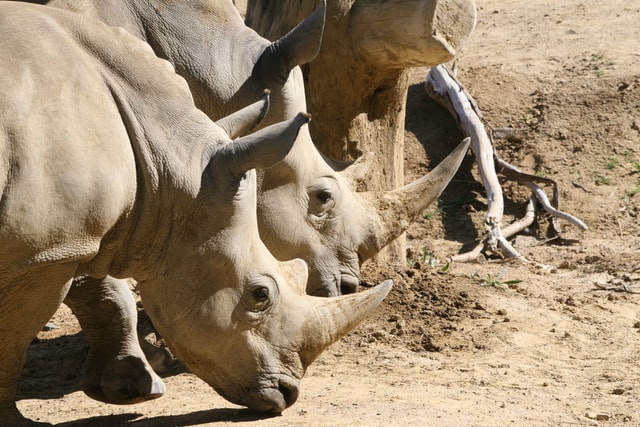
[
  {"x1": 50, "y1": 408, "x2": 279, "y2": 427},
  {"x1": 404, "y1": 81, "x2": 484, "y2": 251},
  {"x1": 17, "y1": 332, "x2": 87, "y2": 400},
  {"x1": 56, "y1": 413, "x2": 140, "y2": 427},
  {"x1": 17, "y1": 311, "x2": 186, "y2": 402},
  {"x1": 404, "y1": 80, "x2": 541, "y2": 253},
  {"x1": 130, "y1": 408, "x2": 280, "y2": 426}
]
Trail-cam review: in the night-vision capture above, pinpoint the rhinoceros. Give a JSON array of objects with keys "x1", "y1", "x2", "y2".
[
  {"x1": 47, "y1": 0, "x2": 467, "y2": 297},
  {"x1": 38, "y1": 0, "x2": 468, "y2": 408},
  {"x1": 0, "y1": 3, "x2": 392, "y2": 425}
]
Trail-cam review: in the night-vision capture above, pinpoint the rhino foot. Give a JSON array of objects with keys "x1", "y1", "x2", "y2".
[{"x1": 81, "y1": 355, "x2": 166, "y2": 404}]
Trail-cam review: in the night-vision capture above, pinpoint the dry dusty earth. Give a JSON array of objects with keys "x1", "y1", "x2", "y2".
[{"x1": 15, "y1": 0, "x2": 640, "y2": 425}]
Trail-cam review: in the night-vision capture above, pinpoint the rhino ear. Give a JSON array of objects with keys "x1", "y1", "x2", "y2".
[
  {"x1": 218, "y1": 113, "x2": 311, "y2": 178},
  {"x1": 251, "y1": 0, "x2": 325, "y2": 87},
  {"x1": 335, "y1": 152, "x2": 375, "y2": 187},
  {"x1": 216, "y1": 90, "x2": 270, "y2": 139}
]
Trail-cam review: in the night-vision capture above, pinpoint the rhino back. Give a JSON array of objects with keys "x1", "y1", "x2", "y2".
[
  {"x1": 0, "y1": 5, "x2": 137, "y2": 269},
  {"x1": 48, "y1": 0, "x2": 273, "y2": 121}
]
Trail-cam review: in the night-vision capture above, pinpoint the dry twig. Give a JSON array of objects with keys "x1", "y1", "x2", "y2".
[{"x1": 425, "y1": 64, "x2": 587, "y2": 266}]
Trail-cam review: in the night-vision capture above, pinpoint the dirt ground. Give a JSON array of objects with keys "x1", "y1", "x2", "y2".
[{"x1": 16, "y1": 0, "x2": 640, "y2": 425}]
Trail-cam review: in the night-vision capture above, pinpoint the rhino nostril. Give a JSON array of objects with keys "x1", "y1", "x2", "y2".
[
  {"x1": 278, "y1": 380, "x2": 299, "y2": 409},
  {"x1": 247, "y1": 378, "x2": 300, "y2": 413},
  {"x1": 340, "y1": 275, "x2": 359, "y2": 295}
]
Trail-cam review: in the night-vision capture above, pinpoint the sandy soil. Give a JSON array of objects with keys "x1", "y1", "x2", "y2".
[{"x1": 16, "y1": 0, "x2": 640, "y2": 425}]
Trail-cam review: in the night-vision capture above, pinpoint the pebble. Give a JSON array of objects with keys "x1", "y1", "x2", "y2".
[{"x1": 585, "y1": 412, "x2": 609, "y2": 421}]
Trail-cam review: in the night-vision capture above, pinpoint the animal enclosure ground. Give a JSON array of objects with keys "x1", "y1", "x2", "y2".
[{"x1": 16, "y1": 0, "x2": 640, "y2": 425}]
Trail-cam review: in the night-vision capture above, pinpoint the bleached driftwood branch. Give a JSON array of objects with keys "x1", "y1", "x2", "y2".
[{"x1": 425, "y1": 64, "x2": 587, "y2": 265}]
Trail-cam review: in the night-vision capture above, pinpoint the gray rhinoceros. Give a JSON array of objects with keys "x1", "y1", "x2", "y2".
[{"x1": 0, "y1": 3, "x2": 392, "y2": 425}]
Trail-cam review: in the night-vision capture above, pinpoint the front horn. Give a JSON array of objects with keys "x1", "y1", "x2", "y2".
[
  {"x1": 300, "y1": 279, "x2": 393, "y2": 364},
  {"x1": 368, "y1": 138, "x2": 470, "y2": 256}
]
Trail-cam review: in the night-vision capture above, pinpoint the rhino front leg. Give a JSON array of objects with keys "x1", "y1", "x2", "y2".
[
  {"x1": 64, "y1": 275, "x2": 165, "y2": 404},
  {"x1": 1, "y1": 264, "x2": 77, "y2": 426}
]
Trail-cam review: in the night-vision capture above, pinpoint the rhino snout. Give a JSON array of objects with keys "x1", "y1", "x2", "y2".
[
  {"x1": 246, "y1": 376, "x2": 300, "y2": 413},
  {"x1": 307, "y1": 269, "x2": 360, "y2": 297}
]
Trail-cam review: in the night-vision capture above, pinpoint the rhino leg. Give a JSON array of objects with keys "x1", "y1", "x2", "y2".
[
  {"x1": 64, "y1": 276, "x2": 166, "y2": 404},
  {"x1": 0, "y1": 264, "x2": 77, "y2": 426}
]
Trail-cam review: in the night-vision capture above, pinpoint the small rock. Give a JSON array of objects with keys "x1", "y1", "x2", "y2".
[
  {"x1": 513, "y1": 235, "x2": 539, "y2": 248},
  {"x1": 43, "y1": 322, "x2": 59, "y2": 331},
  {"x1": 585, "y1": 412, "x2": 609, "y2": 421}
]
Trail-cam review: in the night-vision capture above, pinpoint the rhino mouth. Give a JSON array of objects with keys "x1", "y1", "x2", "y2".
[
  {"x1": 308, "y1": 272, "x2": 360, "y2": 297},
  {"x1": 245, "y1": 375, "x2": 300, "y2": 413}
]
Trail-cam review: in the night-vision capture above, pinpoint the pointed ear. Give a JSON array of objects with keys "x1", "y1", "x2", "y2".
[
  {"x1": 335, "y1": 152, "x2": 375, "y2": 187},
  {"x1": 251, "y1": 0, "x2": 325, "y2": 87},
  {"x1": 216, "y1": 112, "x2": 311, "y2": 178},
  {"x1": 215, "y1": 90, "x2": 270, "y2": 139}
]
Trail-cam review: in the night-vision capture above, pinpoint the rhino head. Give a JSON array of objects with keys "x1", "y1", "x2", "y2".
[
  {"x1": 134, "y1": 112, "x2": 392, "y2": 412},
  {"x1": 229, "y1": 0, "x2": 469, "y2": 296},
  {"x1": 257, "y1": 133, "x2": 470, "y2": 296}
]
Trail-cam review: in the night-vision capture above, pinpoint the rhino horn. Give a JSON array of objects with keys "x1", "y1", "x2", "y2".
[
  {"x1": 251, "y1": 0, "x2": 325, "y2": 87},
  {"x1": 367, "y1": 138, "x2": 470, "y2": 257},
  {"x1": 218, "y1": 112, "x2": 310, "y2": 177},
  {"x1": 301, "y1": 279, "x2": 392, "y2": 364},
  {"x1": 216, "y1": 90, "x2": 270, "y2": 139}
]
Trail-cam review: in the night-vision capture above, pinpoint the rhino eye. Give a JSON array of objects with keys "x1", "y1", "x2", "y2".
[
  {"x1": 252, "y1": 286, "x2": 269, "y2": 302},
  {"x1": 308, "y1": 179, "x2": 337, "y2": 218},
  {"x1": 316, "y1": 189, "x2": 332, "y2": 204},
  {"x1": 243, "y1": 280, "x2": 275, "y2": 317}
]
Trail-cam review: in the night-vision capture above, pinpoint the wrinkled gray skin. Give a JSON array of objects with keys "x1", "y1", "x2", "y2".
[{"x1": 0, "y1": 4, "x2": 392, "y2": 425}]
